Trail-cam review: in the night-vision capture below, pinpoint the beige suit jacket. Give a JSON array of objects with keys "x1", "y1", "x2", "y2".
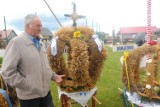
[{"x1": 1, "y1": 33, "x2": 57, "y2": 100}]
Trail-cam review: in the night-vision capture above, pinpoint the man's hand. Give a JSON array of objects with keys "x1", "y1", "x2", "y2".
[{"x1": 55, "y1": 75, "x2": 65, "y2": 84}]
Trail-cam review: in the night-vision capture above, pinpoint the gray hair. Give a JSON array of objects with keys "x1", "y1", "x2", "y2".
[{"x1": 24, "y1": 14, "x2": 38, "y2": 26}]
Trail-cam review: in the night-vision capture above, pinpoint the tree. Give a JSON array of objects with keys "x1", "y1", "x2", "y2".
[
  {"x1": 96, "y1": 32, "x2": 109, "y2": 43},
  {"x1": 0, "y1": 36, "x2": 6, "y2": 48}
]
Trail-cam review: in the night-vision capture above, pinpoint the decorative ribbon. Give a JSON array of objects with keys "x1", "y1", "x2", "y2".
[
  {"x1": 123, "y1": 52, "x2": 134, "y2": 107},
  {"x1": 123, "y1": 52, "x2": 129, "y2": 62},
  {"x1": 0, "y1": 89, "x2": 12, "y2": 107},
  {"x1": 92, "y1": 35, "x2": 103, "y2": 52},
  {"x1": 51, "y1": 36, "x2": 58, "y2": 56},
  {"x1": 123, "y1": 52, "x2": 130, "y2": 92}
]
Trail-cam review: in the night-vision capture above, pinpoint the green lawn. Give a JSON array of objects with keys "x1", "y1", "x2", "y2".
[
  {"x1": 50, "y1": 46, "x2": 125, "y2": 107},
  {"x1": 0, "y1": 56, "x2": 3, "y2": 68}
]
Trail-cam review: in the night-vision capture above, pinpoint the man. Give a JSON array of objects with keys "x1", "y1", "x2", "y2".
[{"x1": 1, "y1": 14, "x2": 65, "y2": 107}]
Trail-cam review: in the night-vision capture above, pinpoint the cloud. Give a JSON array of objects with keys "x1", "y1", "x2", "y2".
[
  {"x1": 8, "y1": 18, "x2": 24, "y2": 31},
  {"x1": 8, "y1": 13, "x2": 87, "y2": 34},
  {"x1": 7, "y1": 14, "x2": 65, "y2": 34},
  {"x1": 1, "y1": 0, "x2": 160, "y2": 35},
  {"x1": 5, "y1": 15, "x2": 78, "y2": 35}
]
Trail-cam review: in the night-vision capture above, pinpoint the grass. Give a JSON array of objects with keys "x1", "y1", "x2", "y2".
[
  {"x1": 0, "y1": 57, "x2": 3, "y2": 64},
  {"x1": 0, "y1": 56, "x2": 3, "y2": 68},
  {"x1": 50, "y1": 46, "x2": 125, "y2": 107}
]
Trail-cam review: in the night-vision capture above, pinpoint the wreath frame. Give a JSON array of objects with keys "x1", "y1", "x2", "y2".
[
  {"x1": 122, "y1": 44, "x2": 160, "y2": 99},
  {"x1": 47, "y1": 26, "x2": 107, "y2": 92}
]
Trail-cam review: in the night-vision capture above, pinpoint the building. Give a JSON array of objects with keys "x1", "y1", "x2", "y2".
[
  {"x1": 0, "y1": 29, "x2": 18, "y2": 48},
  {"x1": 155, "y1": 28, "x2": 160, "y2": 37},
  {"x1": 118, "y1": 26, "x2": 157, "y2": 42},
  {"x1": 40, "y1": 27, "x2": 53, "y2": 41},
  {"x1": 39, "y1": 27, "x2": 54, "y2": 48}
]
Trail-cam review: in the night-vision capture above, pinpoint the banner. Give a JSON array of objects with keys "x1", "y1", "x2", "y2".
[{"x1": 112, "y1": 45, "x2": 137, "y2": 52}]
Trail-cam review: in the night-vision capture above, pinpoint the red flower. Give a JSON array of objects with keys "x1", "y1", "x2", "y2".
[{"x1": 148, "y1": 41, "x2": 157, "y2": 45}]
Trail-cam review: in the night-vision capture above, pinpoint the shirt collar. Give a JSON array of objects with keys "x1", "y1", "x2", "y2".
[{"x1": 25, "y1": 32, "x2": 40, "y2": 42}]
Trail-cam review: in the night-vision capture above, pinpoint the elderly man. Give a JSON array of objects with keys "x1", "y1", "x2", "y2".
[{"x1": 1, "y1": 14, "x2": 65, "y2": 107}]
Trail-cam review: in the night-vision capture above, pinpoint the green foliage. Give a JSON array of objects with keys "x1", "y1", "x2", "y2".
[
  {"x1": 0, "y1": 57, "x2": 3, "y2": 68},
  {"x1": 0, "y1": 39, "x2": 7, "y2": 48},
  {"x1": 96, "y1": 32, "x2": 109, "y2": 41},
  {"x1": 50, "y1": 46, "x2": 125, "y2": 107},
  {"x1": 0, "y1": 57, "x2": 3, "y2": 64}
]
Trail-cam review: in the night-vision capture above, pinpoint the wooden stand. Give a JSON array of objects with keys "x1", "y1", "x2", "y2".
[{"x1": 61, "y1": 91, "x2": 101, "y2": 107}]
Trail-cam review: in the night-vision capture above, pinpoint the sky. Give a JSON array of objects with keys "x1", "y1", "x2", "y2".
[{"x1": 0, "y1": 0, "x2": 160, "y2": 35}]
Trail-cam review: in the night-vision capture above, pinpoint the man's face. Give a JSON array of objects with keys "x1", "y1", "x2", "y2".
[{"x1": 29, "y1": 17, "x2": 42, "y2": 37}]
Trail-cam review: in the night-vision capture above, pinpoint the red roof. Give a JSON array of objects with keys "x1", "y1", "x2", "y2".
[
  {"x1": 119, "y1": 26, "x2": 157, "y2": 34},
  {"x1": 0, "y1": 29, "x2": 13, "y2": 39}
]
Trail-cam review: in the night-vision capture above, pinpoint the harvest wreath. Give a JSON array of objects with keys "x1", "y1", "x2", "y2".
[
  {"x1": 0, "y1": 93, "x2": 8, "y2": 107},
  {"x1": 122, "y1": 44, "x2": 160, "y2": 99},
  {"x1": 0, "y1": 75, "x2": 18, "y2": 107},
  {"x1": 47, "y1": 26, "x2": 107, "y2": 92}
]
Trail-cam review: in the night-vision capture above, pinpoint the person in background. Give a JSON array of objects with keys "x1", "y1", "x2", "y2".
[{"x1": 1, "y1": 14, "x2": 65, "y2": 107}]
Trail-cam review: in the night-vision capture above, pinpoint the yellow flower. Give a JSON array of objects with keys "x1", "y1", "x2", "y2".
[
  {"x1": 123, "y1": 51, "x2": 129, "y2": 61},
  {"x1": 73, "y1": 30, "x2": 81, "y2": 38}
]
